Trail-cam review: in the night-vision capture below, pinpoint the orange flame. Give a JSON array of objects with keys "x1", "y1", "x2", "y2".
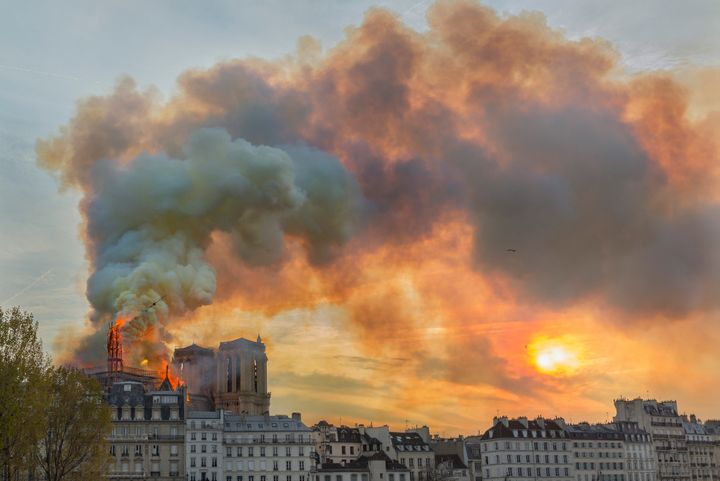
[{"x1": 158, "y1": 359, "x2": 180, "y2": 390}]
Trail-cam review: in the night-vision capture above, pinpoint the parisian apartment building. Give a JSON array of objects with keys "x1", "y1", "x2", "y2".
[
  {"x1": 186, "y1": 410, "x2": 316, "y2": 481},
  {"x1": 681, "y1": 415, "x2": 718, "y2": 481},
  {"x1": 614, "y1": 399, "x2": 691, "y2": 481},
  {"x1": 105, "y1": 372, "x2": 186, "y2": 479},
  {"x1": 476, "y1": 416, "x2": 573, "y2": 481}
]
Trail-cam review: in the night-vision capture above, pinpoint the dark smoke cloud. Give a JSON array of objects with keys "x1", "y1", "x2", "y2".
[{"x1": 37, "y1": 0, "x2": 719, "y2": 368}]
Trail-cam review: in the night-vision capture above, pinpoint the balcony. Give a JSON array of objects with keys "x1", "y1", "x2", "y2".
[{"x1": 148, "y1": 434, "x2": 184, "y2": 441}]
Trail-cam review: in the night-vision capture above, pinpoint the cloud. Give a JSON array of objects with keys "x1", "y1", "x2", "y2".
[{"x1": 36, "y1": 0, "x2": 719, "y2": 409}]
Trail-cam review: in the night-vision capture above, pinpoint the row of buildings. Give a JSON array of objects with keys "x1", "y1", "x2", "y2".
[{"x1": 98, "y1": 335, "x2": 720, "y2": 481}]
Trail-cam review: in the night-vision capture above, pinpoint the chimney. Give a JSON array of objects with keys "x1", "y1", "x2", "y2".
[
  {"x1": 292, "y1": 412, "x2": 302, "y2": 422},
  {"x1": 519, "y1": 417, "x2": 529, "y2": 428}
]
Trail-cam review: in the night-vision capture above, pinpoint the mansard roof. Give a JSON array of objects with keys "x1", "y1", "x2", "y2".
[
  {"x1": 337, "y1": 427, "x2": 362, "y2": 443},
  {"x1": 436, "y1": 454, "x2": 468, "y2": 470},
  {"x1": 481, "y1": 418, "x2": 567, "y2": 440},
  {"x1": 390, "y1": 432, "x2": 430, "y2": 449},
  {"x1": 319, "y1": 451, "x2": 409, "y2": 472},
  {"x1": 565, "y1": 423, "x2": 623, "y2": 440}
]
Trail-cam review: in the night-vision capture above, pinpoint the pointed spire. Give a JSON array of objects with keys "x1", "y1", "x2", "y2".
[
  {"x1": 257, "y1": 334, "x2": 262, "y2": 343},
  {"x1": 158, "y1": 364, "x2": 174, "y2": 392}
]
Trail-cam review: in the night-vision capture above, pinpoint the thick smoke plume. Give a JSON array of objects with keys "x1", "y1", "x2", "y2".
[{"x1": 38, "y1": 0, "x2": 718, "y2": 374}]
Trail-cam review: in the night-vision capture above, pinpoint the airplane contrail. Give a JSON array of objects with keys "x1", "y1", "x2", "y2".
[
  {"x1": 0, "y1": 64, "x2": 81, "y2": 81},
  {"x1": 1, "y1": 269, "x2": 54, "y2": 305}
]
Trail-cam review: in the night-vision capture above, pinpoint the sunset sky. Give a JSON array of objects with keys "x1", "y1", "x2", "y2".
[{"x1": 1, "y1": 0, "x2": 719, "y2": 436}]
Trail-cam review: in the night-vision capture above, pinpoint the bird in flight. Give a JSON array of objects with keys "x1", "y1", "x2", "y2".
[{"x1": 506, "y1": 248, "x2": 517, "y2": 253}]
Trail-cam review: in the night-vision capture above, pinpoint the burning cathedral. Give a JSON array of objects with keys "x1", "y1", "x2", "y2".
[{"x1": 91, "y1": 316, "x2": 271, "y2": 416}]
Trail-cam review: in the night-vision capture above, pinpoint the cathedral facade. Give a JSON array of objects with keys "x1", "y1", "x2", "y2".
[{"x1": 172, "y1": 335, "x2": 271, "y2": 415}]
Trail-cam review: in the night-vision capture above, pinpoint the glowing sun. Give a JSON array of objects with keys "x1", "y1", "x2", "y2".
[{"x1": 529, "y1": 336, "x2": 581, "y2": 375}]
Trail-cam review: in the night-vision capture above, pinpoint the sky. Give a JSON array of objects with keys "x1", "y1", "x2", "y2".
[{"x1": 1, "y1": 0, "x2": 719, "y2": 436}]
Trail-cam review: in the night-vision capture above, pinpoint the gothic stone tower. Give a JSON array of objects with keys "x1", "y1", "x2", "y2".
[{"x1": 213, "y1": 336, "x2": 270, "y2": 415}]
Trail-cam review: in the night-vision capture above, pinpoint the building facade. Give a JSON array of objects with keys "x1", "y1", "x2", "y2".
[
  {"x1": 566, "y1": 423, "x2": 628, "y2": 481},
  {"x1": 313, "y1": 422, "x2": 364, "y2": 465},
  {"x1": 614, "y1": 399, "x2": 690, "y2": 481},
  {"x1": 478, "y1": 417, "x2": 573, "y2": 481},
  {"x1": 186, "y1": 411, "x2": 315, "y2": 481},
  {"x1": 364, "y1": 427, "x2": 435, "y2": 481},
  {"x1": 464, "y1": 436, "x2": 483, "y2": 481},
  {"x1": 613, "y1": 421, "x2": 656, "y2": 481},
  {"x1": 106, "y1": 373, "x2": 185, "y2": 480},
  {"x1": 682, "y1": 416, "x2": 717, "y2": 481}
]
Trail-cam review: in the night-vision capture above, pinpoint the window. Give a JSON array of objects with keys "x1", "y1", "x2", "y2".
[
  {"x1": 203, "y1": 445, "x2": 207, "y2": 453},
  {"x1": 342, "y1": 446, "x2": 347, "y2": 455},
  {"x1": 213, "y1": 457, "x2": 218, "y2": 467},
  {"x1": 273, "y1": 447, "x2": 278, "y2": 456},
  {"x1": 287, "y1": 461, "x2": 292, "y2": 470},
  {"x1": 299, "y1": 461, "x2": 305, "y2": 471},
  {"x1": 250, "y1": 447, "x2": 254, "y2": 457},
  {"x1": 192, "y1": 445, "x2": 197, "y2": 453},
  {"x1": 202, "y1": 432, "x2": 207, "y2": 441},
  {"x1": 274, "y1": 461, "x2": 279, "y2": 471},
  {"x1": 191, "y1": 458, "x2": 196, "y2": 467},
  {"x1": 213, "y1": 433, "x2": 218, "y2": 441},
  {"x1": 261, "y1": 447, "x2": 266, "y2": 457},
  {"x1": 286, "y1": 447, "x2": 292, "y2": 456}
]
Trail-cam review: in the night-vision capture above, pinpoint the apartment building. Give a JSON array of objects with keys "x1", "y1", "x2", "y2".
[
  {"x1": 106, "y1": 373, "x2": 185, "y2": 479},
  {"x1": 614, "y1": 399, "x2": 690, "y2": 481},
  {"x1": 313, "y1": 422, "x2": 363, "y2": 465},
  {"x1": 566, "y1": 423, "x2": 627, "y2": 481},
  {"x1": 478, "y1": 416, "x2": 573, "y2": 481},
  {"x1": 364, "y1": 427, "x2": 435, "y2": 481},
  {"x1": 186, "y1": 411, "x2": 315, "y2": 481},
  {"x1": 613, "y1": 421, "x2": 656, "y2": 481},
  {"x1": 682, "y1": 416, "x2": 717, "y2": 481}
]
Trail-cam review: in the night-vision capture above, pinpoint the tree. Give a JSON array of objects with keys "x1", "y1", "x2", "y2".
[
  {"x1": 0, "y1": 306, "x2": 50, "y2": 480},
  {"x1": 35, "y1": 366, "x2": 112, "y2": 481}
]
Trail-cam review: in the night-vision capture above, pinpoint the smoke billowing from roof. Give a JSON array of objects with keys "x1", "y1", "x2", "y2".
[{"x1": 38, "y1": 0, "x2": 718, "y2": 376}]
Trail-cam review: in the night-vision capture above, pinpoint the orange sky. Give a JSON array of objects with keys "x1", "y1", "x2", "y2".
[{"x1": 36, "y1": 0, "x2": 720, "y2": 435}]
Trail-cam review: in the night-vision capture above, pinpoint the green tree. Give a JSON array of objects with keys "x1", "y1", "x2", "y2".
[
  {"x1": 0, "y1": 306, "x2": 50, "y2": 480},
  {"x1": 35, "y1": 366, "x2": 112, "y2": 481}
]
